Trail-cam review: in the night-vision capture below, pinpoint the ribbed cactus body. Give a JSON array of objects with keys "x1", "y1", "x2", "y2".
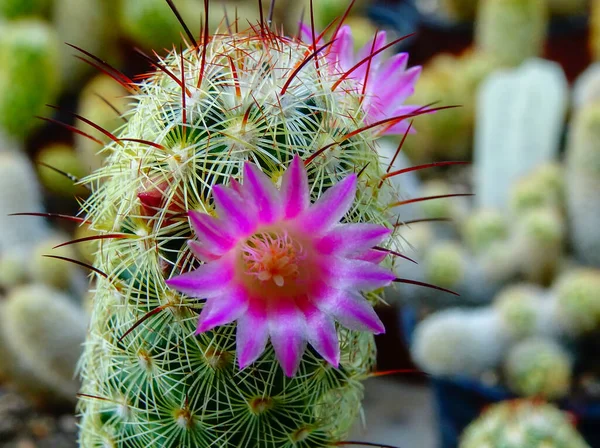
[
  {"x1": 475, "y1": 0, "x2": 548, "y2": 67},
  {"x1": 78, "y1": 30, "x2": 400, "y2": 447}
]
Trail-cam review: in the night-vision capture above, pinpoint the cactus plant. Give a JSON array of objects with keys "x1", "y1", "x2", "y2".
[
  {"x1": 0, "y1": 0, "x2": 49, "y2": 19},
  {"x1": 29, "y1": 233, "x2": 80, "y2": 291},
  {"x1": 463, "y1": 208, "x2": 508, "y2": 255},
  {"x1": 459, "y1": 399, "x2": 590, "y2": 448},
  {"x1": 0, "y1": 284, "x2": 87, "y2": 406},
  {"x1": 494, "y1": 283, "x2": 546, "y2": 339},
  {"x1": 566, "y1": 103, "x2": 600, "y2": 267},
  {"x1": 512, "y1": 207, "x2": 565, "y2": 285},
  {"x1": 0, "y1": 19, "x2": 60, "y2": 139},
  {"x1": 509, "y1": 162, "x2": 564, "y2": 216},
  {"x1": 553, "y1": 268, "x2": 600, "y2": 335},
  {"x1": 0, "y1": 151, "x2": 50, "y2": 253},
  {"x1": 76, "y1": 9, "x2": 425, "y2": 447},
  {"x1": 411, "y1": 308, "x2": 510, "y2": 377},
  {"x1": 504, "y1": 337, "x2": 572, "y2": 400},
  {"x1": 475, "y1": 0, "x2": 548, "y2": 67}
]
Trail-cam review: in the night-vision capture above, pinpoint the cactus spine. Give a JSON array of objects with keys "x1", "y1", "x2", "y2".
[{"x1": 76, "y1": 10, "x2": 417, "y2": 447}]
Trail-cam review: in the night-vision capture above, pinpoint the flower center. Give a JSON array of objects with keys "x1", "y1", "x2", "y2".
[{"x1": 240, "y1": 230, "x2": 306, "y2": 288}]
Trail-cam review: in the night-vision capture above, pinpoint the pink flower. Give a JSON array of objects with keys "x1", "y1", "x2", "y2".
[
  {"x1": 166, "y1": 156, "x2": 395, "y2": 377},
  {"x1": 301, "y1": 24, "x2": 422, "y2": 135}
]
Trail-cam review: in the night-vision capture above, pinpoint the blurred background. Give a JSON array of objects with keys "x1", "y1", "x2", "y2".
[{"x1": 0, "y1": 0, "x2": 599, "y2": 447}]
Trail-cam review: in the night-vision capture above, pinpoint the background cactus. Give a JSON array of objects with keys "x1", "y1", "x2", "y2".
[
  {"x1": 411, "y1": 308, "x2": 510, "y2": 377},
  {"x1": 552, "y1": 268, "x2": 600, "y2": 335},
  {"x1": 0, "y1": 19, "x2": 60, "y2": 139},
  {"x1": 0, "y1": 0, "x2": 49, "y2": 19},
  {"x1": 475, "y1": 0, "x2": 548, "y2": 68},
  {"x1": 0, "y1": 284, "x2": 87, "y2": 407},
  {"x1": 459, "y1": 399, "x2": 590, "y2": 448},
  {"x1": 35, "y1": 143, "x2": 87, "y2": 197},
  {"x1": 504, "y1": 337, "x2": 572, "y2": 400},
  {"x1": 76, "y1": 10, "x2": 420, "y2": 446},
  {"x1": 565, "y1": 103, "x2": 600, "y2": 268}
]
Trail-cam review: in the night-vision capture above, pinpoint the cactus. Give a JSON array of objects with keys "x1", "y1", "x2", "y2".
[
  {"x1": 553, "y1": 268, "x2": 600, "y2": 335},
  {"x1": 475, "y1": 0, "x2": 548, "y2": 67},
  {"x1": 504, "y1": 337, "x2": 572, "y2": 400},
  {"x1": 0, "y1": 0, "x2": 49, "y2": 19},
  {"x1": 76, "y1": 10, "x2": 424, "y2": 446},
  {"x1": 494, "y1": 283, "x2": 547, "y2": 339},
  {"x1": 424, "y1": 241, "x2": 466, "y2": 289},
  {"x1": 460, "y1": 399, "x2": 590, "y2": 448},
  {"x1": 0, "y1": 284, "x2": 87, "y2": 406},
  {"x1": 509, "y1": 162, "x2": 564, "y2": 216},
  {"x1": 0, "y1": 19, "x2": 60, "y2": 139},
  {"x1": 592, "y1": 0, "x2": 600, "y2": 62},
  {"x1": 512, "y1": 207, "x2": 565, "y2": 285},
  {"x1": 35, "y1": 143, "x2": 88, "y2": 196},
  {"x1": 0, "y1": 151, "x2": 50, "y2": 253},
  {"x1": 566, "y1": 103, "x2": 600, "y2": 267},
  {"x1": 411, "y1": 308, "x2": 510, "y2": 377},
  {"x1": 463, "y1": 208, "x2": 508, "y2": 255}
]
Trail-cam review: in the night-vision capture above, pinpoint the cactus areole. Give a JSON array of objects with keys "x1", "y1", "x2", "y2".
[{"x1": 77, "y1": 4, "x2": 424, "y2": 447}]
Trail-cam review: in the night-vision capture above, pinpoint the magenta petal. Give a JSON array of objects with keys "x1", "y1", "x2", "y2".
[
  {"x1": 166, "y1": 257, "x2": 235, "y2": 298},
  {"x1": 212, "y1": 185, "x2": 256, "y2": 236},
  {"x1": 316, "y1": 223, "x2": 391, "y2": 255},
  {"x1": 268, "y1": 300, "x2": 307, "y2": 377},
  {"x1": 188, "y1": 240, "x2": 220, "y2": 262},
  {"x1": 188, "y1": 210, "x2": 235, "y2": 253},
  {"x1": 312, "y1": 285, "x2": 385, "y2": 334},
  {"x1": 243, "y1": 162, "x2": 281, "y2": 225},
  {"x1": 329, "y1": 25, "x2": 354, "y2": 73},
  {"x1": 299, "y1": 174, "x2": 357, "y2": 234},
  {"x1": 353, "y1": 249, "x2": 388, "y2": 264},
  {"x1": 322, "y1": 256, "x2": 396, "y2": 291},
  {"x1": 280, "y1": 156, "x2": 310, "y2": 219},
  {"x1": 236, "y1": 298, "x2": 269, "y2": 370},
  {"x1": 196, "y1": 288, "x2": 249, "y2": 333},
  {"x1": 355, "y1": 31, "x2": 387, "y2": 80},
  {"x1": 297, "y1": 297, "x2": 339, "y2": 367}
]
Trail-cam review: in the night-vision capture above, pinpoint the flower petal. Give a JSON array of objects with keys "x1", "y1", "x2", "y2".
[
  {"x1": 189, "y1": 210, "x2": 235, "y2": 253},
  {"x1": 329, "y1": 25, "x2": 354, "y2": 73},
  {"x1": 166, "y1": 257, "x2": 235, "y2": 298},
  {"x1": 316, "y1": 223, "x2": 391, "y2": 256},
  {"x1": 299, "y1": 174, "x2": 357, "y2": 234},
  {"x1": 188, "y1": 240, "x2": 221, "y2": 262},
  {"x1": 321, "y1": 256, "x2": 396, "y2": 291},
  {"x1": 196, "y1": 287, "x2": 249, "y2": 333},
  {"x1": 212, "y1": 185, "x2": 256, "y2": 236},
  {"x1": 269, "y1": 300, "x2": 307, "y2": 377},
  {"x1": 312, "y1": 285, "x2": 385, "y2": 334},
  {"x1": 353, "y1": 248, "x2": 388, "y2": 264},
  {"x1": 280, "y1": 155, "x2": 309, "y2": 219},
  {"x1": 236, "y1": 298, "x2": 269, "y2": 370},
  {"x1": 297, "y1": 296, "x2": 339, "y2": 367},
  {"x1": 243, "y1": 162, "x2": 281, "y2": 225}
]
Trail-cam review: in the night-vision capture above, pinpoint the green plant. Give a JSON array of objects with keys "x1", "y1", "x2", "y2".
[
  {"x1": 553, "y1": 268, "x2": 600, "y2": 335},
  {"x1": 459, "y1": 399, "x2": 589, "y2": 448},
  {"x1": 76, "y1": 6, "x2": 425, "y2": 446},
  {"x1": 0, "y1": 284, "x2": 87, "y2": 406},
  {"x1": 0, "y1": 18, "x2": 60, "y2": 138},
  {"x1": 504, "y1": 337, "x2": 572, "y2": 400},
  {"x1": 475, "y1": 0, "x2": 548, "y2": 67}
]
